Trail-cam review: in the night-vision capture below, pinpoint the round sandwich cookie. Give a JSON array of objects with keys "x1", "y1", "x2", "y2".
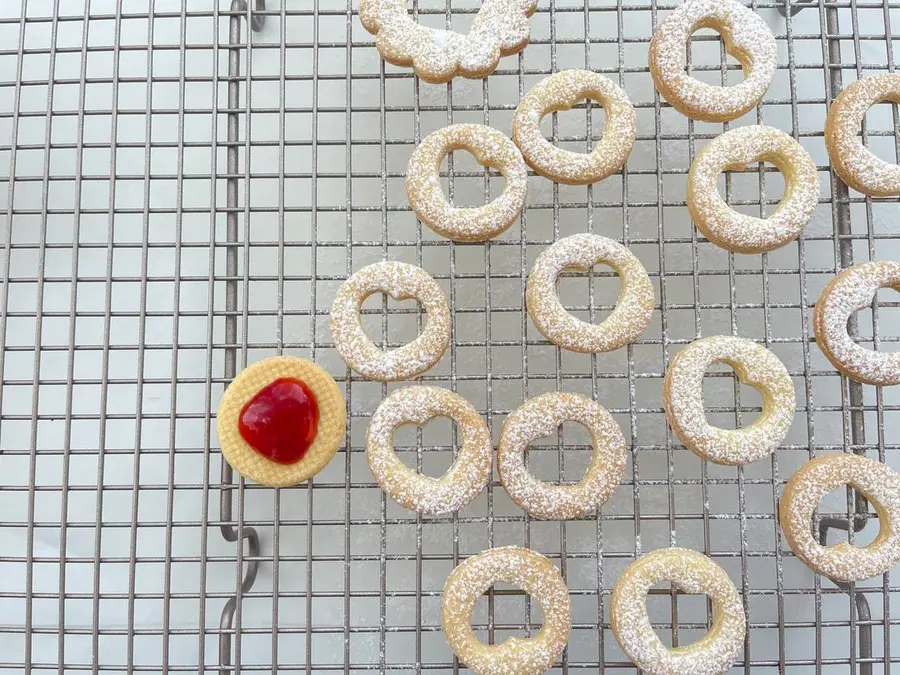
[{"x1": 216, "y1": 356, "x2": 347, "y2": 487}]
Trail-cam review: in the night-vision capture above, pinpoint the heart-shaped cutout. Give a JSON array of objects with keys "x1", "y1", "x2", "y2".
[{"x1": 239, "y1": 378, "x2": 319, "y2": 464}]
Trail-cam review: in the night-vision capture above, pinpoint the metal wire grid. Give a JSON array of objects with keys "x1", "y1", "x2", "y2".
[{"x1": 1, "y1": 0, "x2": 900, "y2": 672}]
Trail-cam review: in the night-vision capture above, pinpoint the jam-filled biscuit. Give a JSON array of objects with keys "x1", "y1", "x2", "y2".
[{"x1": 216, "y1": 356, "x2": 347, "y2": 487}]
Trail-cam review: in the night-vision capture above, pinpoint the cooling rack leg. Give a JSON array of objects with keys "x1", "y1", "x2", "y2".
[
  {"x1": 818, "y1": 518, "x2": 874, "y2": 675},
  {"x1": 822, "y1": 3, "x2": 874, "y2": 671},
  {"x1": 776, "y1": 0, "x2": 817, "y2": 18},
  {"x1": 233, "y1": 0, "x2": 268, "y2": 31},
  {"x1": 218, "y1": 2, "x2": 266, "y2": 673},
  {"x1": 826, "y1": 7, "x2": 869, "y2": 520}
]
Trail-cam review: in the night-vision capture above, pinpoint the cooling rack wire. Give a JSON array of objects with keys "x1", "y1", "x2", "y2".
[{"x1": 1, "y1": 0, "x2": 900, "y2": 672}]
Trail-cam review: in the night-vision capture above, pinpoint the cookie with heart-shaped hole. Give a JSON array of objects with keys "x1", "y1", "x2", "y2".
[
  {"x1": 329, "y1": 261, "x2": 451, "y2": 381},
  {"x1": 649, "y1": 0, "x2": 776, "y2": 122},
  {"x1": 780, "y1": 453, "x2": 900, "y2": 582}
]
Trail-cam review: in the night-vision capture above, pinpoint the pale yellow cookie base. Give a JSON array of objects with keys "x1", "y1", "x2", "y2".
[
  {"x1": 366, "y1": 386, "x2": 492, "y2": 515},
  {"x1": 648, "y1": 0, "x2": 776, "y2": 123},
  {"x1": 687, "y1": 125, "x2": 819, "y2": 254},
  {"x1": 525, "y1": 233, "x2": 655, "y2": 353},
  {"x1": 813, "y1": 261, "x2": 900, "y2": 386},
  {"x1": 441, "y1": 546, "x2": 571, "y2": 675},
  {"x1": 496, "y1": 392, "x2": 627, "y2": 520},
  {"x1": 662, "y1": 336, "x2": 795, "y2": 466},
  {"x1": 512, "y1": 69, "x2": 636, "y2": 185},
  {"x1": 329, "y1": 261, "x2": 451, "y2": 382},
  {"x1": 360, "y1": 0, "x2": 537, "y2": 84},
  {"x1": 405, "y1": 124, "x2": 527, "y2": 242},
  {"x1": 825, "y1": 73, "x2": 900, "y2": 197},
  {"x1": 779, "y1": 453, "x2": 900, "y2": 582},
  {"x1": 216, "y1": 356, "x2": 347, "y2": 487},
  {"x1": 610, "y1": 547, "x2": 746, "y2": 675}
]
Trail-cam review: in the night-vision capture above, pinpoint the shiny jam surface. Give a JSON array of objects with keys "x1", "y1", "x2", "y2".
[{"x1": 238, "y1": 378, "x2": 319, "y2": 464}]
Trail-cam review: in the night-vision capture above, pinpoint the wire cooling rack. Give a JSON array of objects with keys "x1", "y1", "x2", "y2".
[{"x1": 2, "y1": 0, "x2": 900, "y2": 672}]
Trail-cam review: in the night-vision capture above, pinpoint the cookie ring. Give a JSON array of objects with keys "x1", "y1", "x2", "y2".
[
  {"x1": 360, "y1": 0, "x2": 537, "y2": 84},
  {"x1": 497, "y1": 392, "x2": 627, "y2": 520},
  {"x1": 442, "y1": 546, "x2": 571, "y2": 675},
  {"x1": 512, "y1": 69, "x2": 636, "y2": 185},
  {"x1": 216, "y1": 356, "x2": 347, "y2": 487},
  {"x1": 688, "y1": 126, "x2": 820, "y2": 254},
  {"x1": 366, "y1": 386, "x2": 492, "y2": 515},
  {"x1": 825, "y1": 73, "x2": 900, "y2": 196},
  {"x1": 649, "y1": 0, "x2": 777, "y2": 122},
  {"x1": 526, "y1": 233, "x2": 655, "y2": 353},
  {"x1": 406, "y1": 124, "x2": 527, "y2": 242},
  {"x1": 779, "y1": 453, "x2": 900, "y2": 582},
  {"x1": 663, "y1": 336, "x2": 795, "y2": 466},
  {"x1": 330, "y1": 261, "x2": 451, "y2": 381},
  {"x1": 611, "y1": 548, "x2": 746, "y2": 675},
  {"x1": 813, "y1": 260, "x2": 900, "y2": 386}
]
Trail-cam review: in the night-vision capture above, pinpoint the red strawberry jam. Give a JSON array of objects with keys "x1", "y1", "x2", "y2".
[{"x1": 238, "y1": 378, "x2": 319, "y2": 464}]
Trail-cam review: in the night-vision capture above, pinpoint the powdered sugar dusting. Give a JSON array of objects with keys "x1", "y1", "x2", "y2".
[
  {"x1": 649, "y1": 0, "x2": 777, "y2": 122},
  {"x1": 526, "y1": 233, "x2": 655, "y2": 353},
  {"x1": 779, "y1": 453, "x2": 900, "y2": 582},
  {"x1": 663, "y1": 335, "x2": 795, "y2": 465},
  {"x1": 497, "y1": 392, "x2": 627, "y2": 520},
  {"x1": 688, "y1": 125, "x2": 819, "y2": 254},
  {"x1": 406, "y1": 124, "x2": 527, "y2": 242},
  {"x1": 442, "y1": 546, "x2": 571, "y2": 675},
  {"x1": 512, "y1": 69, "x2": 636, "y2": 185},
  {"x1": 366, "y1": 386, "x2": 492, "y2": 516},
  {"x1": 330, "y1": 261, "x2": 451, "y2": 382},
  {"x1": 610, "y1": 547, "x2": 746, "y2": 675},
  {"x1": 360, "y1": 0, "x2": 537, "y2": 83},
  {"x1": 825, "y1": 73, "x2": 900, "y2": 196},
  {"x1": 813, "y1": 260, "x2": 900, "y2": 386}
]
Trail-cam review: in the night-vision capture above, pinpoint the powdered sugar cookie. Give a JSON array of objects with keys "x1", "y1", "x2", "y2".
[
  {"x1": 663, "y1": 336, "x2": 795, "y2": 465},
  {"x1": 497, "y1": 392, "x2": 627, "y2": 520},
  {"x1": 406, "y1": 124, "x2": 527, "y2": 242},
  {"x1": 526, "y1": 233, "x2": 654, "y2": 353},
  {"x1": 649, "y1": 0, "x2": 777, "y2": 122},
  {"x1": 825, "y1": 73, "x2": 900, "y2": 197},
  {"x1": 216, "y1": 356, "x2": 347, "y2": 487},
  {"x1": 360, "y1": 0, "x2": 538, "y2": 84},
  {"x1": 442, "y1": 546, "x2": 571, "y2": 675},
  {"x1": 366, "y1": 386, "x2": 492, "y2": 515},
  {"x1": 813, "y1": 260, "x2": 900, "y2": 386},
  {"x1": 330, "y1": 261, "x2": 451, "y2": 381},
  {"x1": 688, "y1": 125, "x2": 819, "y2": 254},
  {"x1": 512, "y1": 69, "x2": 636, "y2": 185},
  {"x1": 611, "y1": 548, "x2": 746, "y2": 675},
  {"x1": 779, "y1": 453, "x2": 900, "y2": 582}
]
